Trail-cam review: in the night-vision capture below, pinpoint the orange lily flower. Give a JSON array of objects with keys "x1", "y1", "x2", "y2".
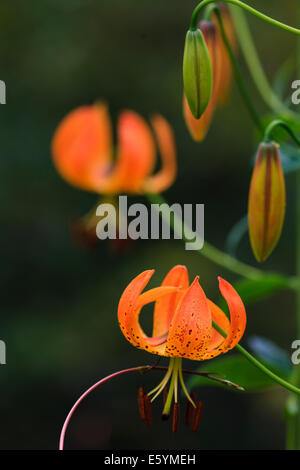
[
  {"x1": 52, "y1": 103, "x2": 177, "y2": 248},
  {"x1": 52, "y1": 103, "x2": 177, "y2": 195},
  {"x1": 118, "y1": 265, "x2": 246, "y2": 429}
]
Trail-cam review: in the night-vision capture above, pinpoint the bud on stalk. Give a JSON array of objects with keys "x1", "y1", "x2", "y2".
[
  {"x1": 183, "y1": 28, "x2": 213, "y2": 119},
  {"x1": 248, "y1": 142, "x2": 286, "y2": 262},
  {"x1": 183, "y1": 21, "x2": 218, "y2": 141}
]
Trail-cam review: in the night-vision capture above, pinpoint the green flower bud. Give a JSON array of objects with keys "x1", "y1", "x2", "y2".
[{"x1": 183, "y1": 28, "x2": 213, "y2": 119}]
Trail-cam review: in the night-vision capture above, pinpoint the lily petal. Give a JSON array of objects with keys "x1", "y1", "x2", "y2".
[
  {"x1": 152, "y1": 265, "x2": 189, "y2": 338},
  {"x1": 207, "y1": 299, "x2": 230, "y2": 350},
  {"x1": 106, "y1": 111, "x2": 156, "y2": 193},
  {"x1": 165, "y1": 277, "x2": 212, "y2": 359},
  {"x1": 202, "y1": 277, "x2": 246, "y2": 359},
  {"x1": 52, "y1": 104, "x2": 112, "y2": 192},
  {"x1": 118, "y1": 270, "x2": 179, "y2": 355},
  {"x1": 144, "y1": 115, "x2": 177, "y2": 193}
]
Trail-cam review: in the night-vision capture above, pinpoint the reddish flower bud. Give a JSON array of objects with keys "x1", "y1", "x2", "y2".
[
  {"x1": 248, "y1": 142, "x2": 286, "y2": 262},
  {"x1": 212, "y1": 4, "x2": 237, "y2": 106}
]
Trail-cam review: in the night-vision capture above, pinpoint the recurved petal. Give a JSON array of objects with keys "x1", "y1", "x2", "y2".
[
  {"x1": 152, "y1": 265, "x2": 189, "y2": 338},
  {"x1": 207, "y1": 299, "x2": 230, "y2": 350},
  {"x1": 106, "y1": 111, "x2": 156, "y2": 193},
  {"x1": 52, "y1": 104, "x2": 112, "y2": 192},
  {"x1": 144, "y1": 115, "x2": 177, "y2": 193},
  {"x1": 118, "y1": 270, "x2": 179, "y2": 355},
  {"x1": 165, "y1": 277, "x2": 212, "y2": 359},
  {"x1": 202, "y1": 277, "x2": 246, "y2": 360},
  {"x1": 118, "y1": 270, "x2": 154, "y2": 348}
]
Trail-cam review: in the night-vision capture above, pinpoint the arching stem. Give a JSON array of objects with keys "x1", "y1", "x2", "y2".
[{"x1": 190, "y1": 0, "x2": 300, "y2": 36}]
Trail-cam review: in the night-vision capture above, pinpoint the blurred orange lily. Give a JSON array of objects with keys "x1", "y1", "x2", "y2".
[
  {"x1": 52, "y1": 104, "x2": 177, "y2": 248},
  {"x1": 118, "y1": 265, "x2": 246, "y2": 428},
  {"x1": 52, "y1": 103, "x2": 177, "y2": 195}
]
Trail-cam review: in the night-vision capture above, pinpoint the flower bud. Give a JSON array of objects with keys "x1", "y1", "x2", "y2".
[
  {"x1": 248, "y1": 142, "x2": 286, "y2": 262},
  {"x1": 212, "y1": 5, "x2": 237, "y2": 107},
  {"x1": 183, "y1": 28, "x2": 213, "y2": 119},
  {"x1": 183, "y1": 21, "x2": 218, "y2": 141}
]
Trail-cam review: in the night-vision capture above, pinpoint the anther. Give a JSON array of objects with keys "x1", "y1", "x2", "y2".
[
  {"x1": 185, "y1": 392, "x2": 196, "y2": 425},
  {"x1": 138, "y1": 387, "x2": 146, "y2": 421},
  {"x1": 191, "y1": 401, "x2": 203, "y2": 432},
  {"x1": 144, "y1": 393, "x2": 152, "y2": 426},
  {"x1": 172, "y1": 403, "x2": 180, "y2": 433}
]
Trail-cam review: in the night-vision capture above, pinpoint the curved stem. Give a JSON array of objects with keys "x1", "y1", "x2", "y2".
[
  {"x1": 229, "y1": 6, "x2": 298, "y2": 120},
  {"x1": 212, "y1": 6, "x2": 264, "y2": 135},
  {"x1": 146, "y1": 192, "x2": 299, "y2": 290},
  {"x1": 190, "y1": 0, "x2": 300, "y2": 36},
  {"x1": 264, "y1": 119, "x2": 300, "y2": 147},
  {"x1": 59, "y1": 365, "x2": 148, "y2": 450},
  {"x1": 212, "y1": 320, "x2": 300, "y2": 397}
]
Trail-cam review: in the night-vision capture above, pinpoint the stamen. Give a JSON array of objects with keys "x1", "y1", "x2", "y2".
[
  {"x1": 144, "y1": 394, "x2": 152, "y2": 426},
  {"x1": 149, "y1": 359, "x2": 174, "y2": 402},
  {"x1": 162, "y1": 358, "x2": 180, "y2": 419},
  {"x1": 163, "y1": 387, "x2": 168, "y2": 405},
  {"x1": 178, "y1": 359, "x2": 196, "y2": 408},
  {"x1": 138, "y1": 387, "x2": 146, "y2": 421},
  {"x1": 191, "y1": 401, "x2": 203, "y2": 432},
  {"x1": 185, "y1": 392, "x2": 196, "y2": 425},
  {"x1": 172, "y1": 403, "x2": 180, "y2": 433}
]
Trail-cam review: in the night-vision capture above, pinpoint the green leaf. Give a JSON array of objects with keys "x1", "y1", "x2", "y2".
[
  {"x1": 248, "y1": 335, "x2": 292, "y2": 377},
  {"x1": 218, "y1": 276, "x2": 288, "y2": 311},
  {"x1": 225, "y1": 214, "x2": 248, "y2": 257},
  {"x1": 188, "y1": 354, "x2": 289, "y2": 392}
]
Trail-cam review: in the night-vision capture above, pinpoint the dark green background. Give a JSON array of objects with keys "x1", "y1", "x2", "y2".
[{"x1": 0, "y1": 0, "x2": 298, "y2": 449}]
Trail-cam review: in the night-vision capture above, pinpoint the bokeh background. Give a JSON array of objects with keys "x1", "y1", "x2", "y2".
[{"x1": 0, "y1": 0, "x2": 299, "y2": 450}]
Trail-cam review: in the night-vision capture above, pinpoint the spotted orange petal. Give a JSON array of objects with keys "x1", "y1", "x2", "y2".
[
  {"x1": 152, "y1": 265, "x2": 189, "y2": 338},
  {"x1": 202, "y1": 277, "x2": 246, "y2": 359},
  {"x1": 165, "y1": 277, "x2": 212, "y2": 359},
  {"x1": 118, "y1": 270, "x2": 179, "y2": 355},
  {"x1": 52, "y1": 104, "x2": 112, "y2": 192}
]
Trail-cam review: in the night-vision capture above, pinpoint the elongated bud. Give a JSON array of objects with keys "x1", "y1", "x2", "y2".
[
  {"x1": 183, "y1": 28, "x2": 213, "y2": 119},
  {"x1": 183, "y1": 21, "x2": 218, "y2": 141},
  {"x1": 191, "y1": 401, "x2": 203, "y2": 432},
  {"x1": 212, "y1": 5, "x2": 237, "y2": 106},
  {"x1": 172, "y1": 403, "x2": 180, "y2": 433},
  {"x1": 248, "y1": 142, "x2": 286, "y2": 262}
]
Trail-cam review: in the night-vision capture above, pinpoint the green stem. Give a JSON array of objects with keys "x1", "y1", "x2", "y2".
[
  {"x1": 146, "y1": 192, "x2": 300, "y2": 290},
  {"x1": 212, "y1": 6, "x2": 264, "y2": 135},
  {"x1": 229, "y1": 6, "x2": 298, "y2": 120},
  {"x1": 264, "y1": 119, "x2": 300, "y2": 146},
  {"x1": 190, "y1": 0, "x2": 300, "y2": 36},
  {"x1": 211, "y1": 320, "x2": 300, "y2": 397}
]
